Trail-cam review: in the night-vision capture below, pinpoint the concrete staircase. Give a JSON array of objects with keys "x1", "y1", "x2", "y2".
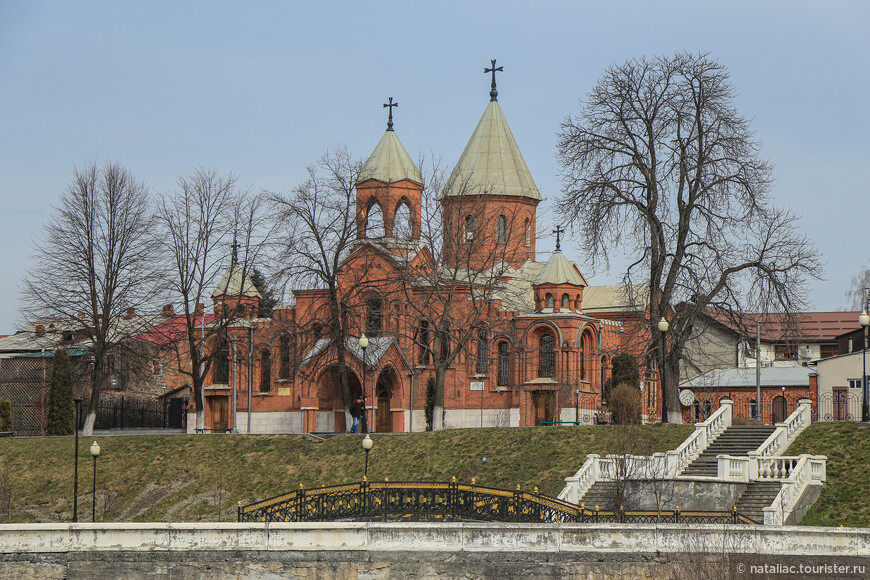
[
  {"x1": 680, "y1": 425, "x2": 776, "y2": 477},
  {"x1": 736, "y1": 481, "x2": 782, "y2": 523},
  {"x1": 577, "y1": 481, "x2": 619, "y2": 511}
]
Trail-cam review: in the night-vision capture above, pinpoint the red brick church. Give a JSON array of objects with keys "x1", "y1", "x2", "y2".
[{"x1": 187, "y1": 69, "x2": 655, "y2": 433}]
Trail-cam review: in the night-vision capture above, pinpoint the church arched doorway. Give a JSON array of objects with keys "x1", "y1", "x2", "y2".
[
  {"x1": 316, "y1": 366, "x2": 363, "y2": 432},
  {"x1": 374, "y1": 367, "x2": 398, "y2": 433}
]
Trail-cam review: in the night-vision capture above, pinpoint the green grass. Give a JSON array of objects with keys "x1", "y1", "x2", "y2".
[
  {"x1": 0, "y1": 424, "x2": 691, "y2": 523},
  {"x1": 788, "y1": 422, "x2": 870, "y2": 527}
]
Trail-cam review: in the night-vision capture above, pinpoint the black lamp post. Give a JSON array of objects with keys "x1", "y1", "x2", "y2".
[
  {"x1": 72, "y1": 397, "x2": 82, "y2": 522},
  {"x1": 658, "y1": 318, "x2": 669, "y2": 423},
  {"x1": 90, "y1": 441, "x2": 101, "y2": 522},
  {"x1": 359, "y1": 334, "x2": 369, "y2": 433},
  {"x1": 860, "y1": 292, "x2": 869, "y2": 423},
  {"x1": 362, "y1": 433, "x2": 373, "y2": 479}
]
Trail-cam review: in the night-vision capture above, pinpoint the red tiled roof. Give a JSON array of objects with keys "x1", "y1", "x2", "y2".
[
  {"x1": 700, "y1": 308, "x2": 862, "y2": 342},
  {"x1": 136, "y1": 314, "x2": 216, "y2": 345}
]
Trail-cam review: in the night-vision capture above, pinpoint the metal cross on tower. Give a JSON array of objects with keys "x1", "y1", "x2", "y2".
[
  {"x1": 383, "y1": 97, "x2": 398, "y2": 131},
  {"x1": 231, "y1": 236, "x2": 239, "y2": 265},
  {"x1": 553, "y1": 225, "x2": 564, "y2": 251},
  {"x1": 484, "y1": 59, "x2": 503, "y2": 102}
]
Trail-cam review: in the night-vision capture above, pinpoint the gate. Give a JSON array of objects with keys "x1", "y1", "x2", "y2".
[{"x1": 816, "y1": 390, "x2": 860, "y2": 422}]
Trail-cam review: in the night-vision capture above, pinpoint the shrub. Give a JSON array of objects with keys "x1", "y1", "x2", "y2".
[
  {"x1": 0, "y1": 399, "x2": 11, "y2": 432},
  {"x1": 609, "y1": 383, "x2": 641, "y2": 425},
  {"x1": 46, "y1": 348, "x2": 75, "y2": 436},
  {"x1": 604, "y1": 352, "x2": 640, "y2": 403}
]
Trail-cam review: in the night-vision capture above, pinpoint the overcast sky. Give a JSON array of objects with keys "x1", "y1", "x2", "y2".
[{"x1": 1, "y1": 0, "x2": 868, "y2": 333}]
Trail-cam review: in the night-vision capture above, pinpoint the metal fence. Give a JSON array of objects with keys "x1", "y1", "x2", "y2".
[
  {"x1": 95, "y1": 395, "x2": 170, "y2": 429},
  {"x1": 239, "y1": 480, "x2": 757, "y2": 525},
  {"x1": 0, "y1": 356, "x2": 90, "y2": 436}
]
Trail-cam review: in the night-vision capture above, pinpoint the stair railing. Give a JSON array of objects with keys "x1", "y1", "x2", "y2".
[
  {"x1": 761, "y1": 454, "x2": 826, "y2": 525},
  {"x1": 751, "y1": 399, "x2": 812, "y2": 459},
  {"x1": 558, "y1": 454, "x2": 599, "y2": 503},
  {"x1": 665, "y1": 398, "x2": 732, "y2": 477}
]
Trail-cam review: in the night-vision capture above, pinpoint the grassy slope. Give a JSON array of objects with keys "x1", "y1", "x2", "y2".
[
  {"x1": 0, "y1": 425, "x2": 691, "y2": 523},
  {"x1": 788, "y1": 422, "x2": 870, "y2": 527}
]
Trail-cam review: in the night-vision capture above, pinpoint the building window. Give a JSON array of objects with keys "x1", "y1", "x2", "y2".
[
  {"x1": 214, "y1": 337, "x2": 229, "y2": 383},
  {"x1": 579, "y1": 333, "x2": 588, "y2": 380},
  {"x1": 417, "y1": 321, "x2": 431, "y2": 365},
  {"x1": 545, "y1": 293, "x2": 554, "y2": 309},
  {"x1": 259, "y1": 350, "x2": 271, "y2": 392},
  {"x1": 849, "y1": 378, "x2": 869, "y2": 389},
  {"x1": 498, "y1": 341, "x2": 510, "y2": 386},
  {"x1": 279, "y1": 335, "x2": 292, "y2": 379},
  {"x1": 774, "y1": 344, "x2": 797, "y2": 360},
  {"x1": 496, "y1": 215, "x2": 507, "y2": 243},
  {"x1": 561, "y1": 293, "x2": 570, "y2": 310},
  {"x1": 465, "y1": 215, "x2": 475, "y2": 241},
  {"x1": 750, "y1": 399, "x2": 758, "y2": 420},
  {"x1": 366, "y1": 296, "x2": 383, "y2": 337},
  {"x1": 524, "y1": 218, "x2": 531, "y2": 247},
  {"x1": 476, "y1": 327, "x2": 488, "y2": 374},
  {"x1": 539, "y1": 333, "x2": 555, "y2": 378},
  {"x1": 819, "y1": 344, "x2": 837, "y2": 359}
]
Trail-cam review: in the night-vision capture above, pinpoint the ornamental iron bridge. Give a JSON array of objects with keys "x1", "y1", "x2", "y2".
[{"x1": 238, "y1": 480, "x2": 758, "y2": 525}]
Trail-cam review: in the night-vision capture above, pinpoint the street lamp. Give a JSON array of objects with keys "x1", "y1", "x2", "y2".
[
  {"x1": 90, "y1": 441, "x2": 101, "y2": 522},
  {"x1": 658, "y1": 318, "x2": 669, "y2": 423},
  {"x1": 359, "y1": 334, "x2": 369, "y2": 434},
  {"x1": 859, "y1": 294, "x2": 869, "y2": 422},
  {"x1": 362, "y1": 433, "x2": 373, "y2": 479},
  {"x1": 72, "y1": 397, "x2": 82, "y2": 523}
]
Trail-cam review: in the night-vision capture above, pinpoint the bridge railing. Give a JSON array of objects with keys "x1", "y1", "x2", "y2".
[{"x1": 239, "y1": 480, "x2": 757, "y2": 525}]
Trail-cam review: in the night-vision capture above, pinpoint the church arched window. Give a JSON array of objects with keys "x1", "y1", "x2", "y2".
[
  {"x1": 366, "y1": 203, "x2": 385, "y2": 238},
  {"x1": 498, "y1": 341, "x2": 510, "y2": 385},
  {"x1": 561, "y1": 293, "x2": 570, "y2": 310},
  {"x1": 465, "y1": 215, "x2": 475, "y2": 242},
  {"x1": 545, "y1": 293, "x2": 554, "y2": 309},
  {"x1": 539, "y1": 333, "x2": 555, "y2": 378},
  {"x1": 394, "y1": 201, "x2": 412, "y2": 239},
  {"x1": 417, "y1": 320, "x2": 431, "y2": 365},
  {"x1": 496, "y1": 215, "x2": 507, "y2": 243},
  {"x1": 524, "y1": 218, "x2": 531, "y2": 247},
  {"x1": 366, "y1": 296, "x2": 382, "y2": 337},
  {"x1": 476, "y1": 326, "x2": 488, "y2": 374},
  {"x1": 259, "y1": 349, "x2": 271, "y2": 392}
]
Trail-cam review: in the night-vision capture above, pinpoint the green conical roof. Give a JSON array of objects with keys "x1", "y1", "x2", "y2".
[
  {"x1": 443, "y1": 101, "x2": 541, "y2": 200},
  {"x1": 357, "y1": 130, "x2": 423, "y2": 186}
]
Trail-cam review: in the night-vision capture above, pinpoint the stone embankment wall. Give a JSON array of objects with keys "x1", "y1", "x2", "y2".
[{"x1": 2, "y1": 522, "x2": 869, "y2": 579}]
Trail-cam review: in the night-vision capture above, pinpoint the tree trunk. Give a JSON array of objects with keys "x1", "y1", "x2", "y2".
[
  {"x1": 81, "y1": 410, "x2": 96, "y2": 436},
  {"x1": 432, "y1": 365, "x2": 446, "y2": 430},
  {"x1": 664, "y1": 352, "x2": 683, "y2": 424}
]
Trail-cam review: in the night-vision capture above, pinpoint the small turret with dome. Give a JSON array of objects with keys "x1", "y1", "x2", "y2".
[{"x1": 355, "y1": 97, "x2": 423, "y2": 242}]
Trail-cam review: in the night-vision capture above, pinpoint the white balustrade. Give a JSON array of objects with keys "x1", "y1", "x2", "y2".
[
  {"x1": 558, "y1": 454, "x2": 599, "y2": 502},
  {"x1": 762, "y1": 454, "x2": 826, "y2": 525},
  {"x1": 666, "y1": 398, "x2": 732, "y2": 477},
  {"x1": 753, "y1": 399, "x2": 812, "y2": 458}
]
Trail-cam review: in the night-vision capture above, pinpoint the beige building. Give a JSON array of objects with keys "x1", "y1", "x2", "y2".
[{"x1": 814, "y1": 351, "x2": 868, "y2": 422}]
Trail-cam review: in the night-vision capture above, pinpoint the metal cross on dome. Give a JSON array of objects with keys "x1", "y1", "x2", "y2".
[
  {"x1": 484, "y1": 59, "x2": 503, "y2": 101},
  {"x1": 383, "y1": 97, "x2": 398, "y2": 131},
  {"x1": 553, "y1": 225, "x2": 564, "y2": 251}
]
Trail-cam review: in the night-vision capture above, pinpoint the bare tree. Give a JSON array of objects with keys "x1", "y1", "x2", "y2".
[
  {"x1": 269, "y1": 148, "x2": 367, "y2": 426},
  {"x1": 155, "y1": 168, "x2": 269, "y2": 430},
  {"x1": 23, "y1": 162, "x2": 161, "y2": 434},
  {"x1": 395, "y1": 161, "x2": 528, "y2": 430},
  {"x1": 556, "y1": 53, "x2": 821, "y2": 422},
  {"x1": 846, "y1": 266, "x2": 870, "y2": 310}
]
